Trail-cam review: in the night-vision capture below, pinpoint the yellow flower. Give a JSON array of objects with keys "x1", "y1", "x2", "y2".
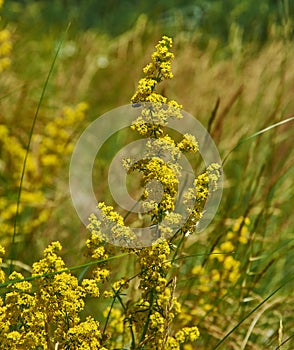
[
  {"x1": 175, "y1": 326, "x2": 200, "y2": 343},
  {"x1": 82, "y1": 279, "x2": 100, "y2": 297},
  {"x1": 103, "y1": 290, "x2": 114, "y2": 298},
  {"x1": 177, "y1": 134, "x2": 199, "y2": 153},
  {"x1": 183, "y1": 345, "x2": 194, "y2": 350},
  {"x1": 220, "y1": 240, "x2": 235, "y2": 253},
  {"x1": 150, "y1": 311, "x2": 165, "y2": 332},
  {"x1": 92, "y1": 268, "x2": 110, "y2": 282},
  {"x1": 239, "y1": 225, "x2": 249, "y2": 244},
  {"x1": 192, "y1": 265, "x2": 205, "y2": 275},
  {"x1": 32, "y1": 241, "x2": 65, "y2": 275},
  {"x1": 223, "y1": 255, "x2": 239, "y2": 270},
  {"x1": 7, "y1": 331, "x2": 21, "y2": 342},
  {"x1": 166, "y1": 336, "x2": 180, "y2": 350},
  {"x1": 211, "y1": 269, "x2": 221, "y2": 282},
  {"x1": 112, "y1": 278, "x2": 128, "y2": 292},
  {"x1": 131, "y1": 36, "x2": 174, "y2": 103},
  {"x1": 66, "y1": 316, "x2": 103, "y2": 349}
]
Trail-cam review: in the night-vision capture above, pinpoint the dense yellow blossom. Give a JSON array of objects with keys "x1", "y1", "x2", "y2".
[
  {"x1": 129, "y1": 42, "x2": 221, "y2": 230},
  {"x1": 114, "y1": 239, "x2": 200, "y2": 349},
  {"x1": 175, "y1": 326, "x2": 200, "y2": 343},
  {"x1": 130, "y1": 157, "x2": 179, "y2": 219},
  {"x1": 112, "y1": 277, "x2": 128, "y2": 292},
  {"x1": 0, "y1": 242, "x2": 108, "y2": 349},
  {"x1": 87, "y1": 202, "x2": 136, "y2": 246},
  {"x1": 131, "y1": 101, "x2": 183, "y2": 137},
  {"x1": 181, "y1": 163, "x2": 221, "y2": 235},
  {"x1": 177, "y1": 134, "x2": 199, "y2": 153},
  {"x1": 131, "y1": 36, "x2": 174, "y2": 104},
  {"x1": 65, "y1": 316, "x2": 104, "y2": 350},
  {"x1": 82, "y1": 36, "x2": 222, "y2": 348},
  {"x1": 0, "y1": 102, "x2": 88, "y2": 244}
]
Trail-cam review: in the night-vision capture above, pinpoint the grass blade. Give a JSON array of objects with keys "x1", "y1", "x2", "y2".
[
  {"x1": 9, "y1": 23, "x2": 71, "y2": 274},
  {"x1": 212, "y1": 273, "x2": 294, "y2": 349},
  {"x1": 223, "y1": 115, "x2": 294, "y2": 165}
]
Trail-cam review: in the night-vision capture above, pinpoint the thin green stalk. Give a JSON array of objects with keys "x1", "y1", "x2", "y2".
[
  {"x1": 9, "y1": 23, "x2": 71, "y2": 274},
  {"x1": 171, "y1": 251, "x2": 234, "y2": 262},
  {"x1": 102, "y1": 289, "x2": 119, "y2": 338},
  {"x1": 1, "y1": 252, "x2": 129, "y2": 290},
  {"x1": 138, "y1": 289, "x2": 155, "y2": 348},
  {"x1": 223, "y1": 115, "x2": 294, "y2": 165}
]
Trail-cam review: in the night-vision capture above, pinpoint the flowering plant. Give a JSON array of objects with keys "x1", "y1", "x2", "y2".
[{"x1": 0, "y1": 31, "x2": 221, "y2": 349}]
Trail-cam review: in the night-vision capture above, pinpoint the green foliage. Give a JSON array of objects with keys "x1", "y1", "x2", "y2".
[{"x1": 3, "y1": 0, "x2": 294, "y2": 45}]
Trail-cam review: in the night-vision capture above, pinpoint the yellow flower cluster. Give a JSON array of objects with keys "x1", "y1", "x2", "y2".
[
  {"x1": 0, "y1": 242, "x2": 107, "y2": 349},
  {"x1": 83, "y1": 36, "x2": 221, "y2": 348},
  {"x1": 130, "y1": 101, "x2": 183, "y2": 137},
  {"x1": 128, "y1": 36, "x2": 221, "y2": 235},
  {"x1": 0, "y1": 102, "x2": 88, "y2": 244},
  {"x1": 146, "y1": 135, "x2": 182, "y2": 162},
  {"x1": 0, "y1": 28, "x2": 11, "y2": 73},
  {"x1": 190, "y1": 216, "x2": 251, "y2": 316},
  {"x1": 0, "y1": 125, "x2": 36, "y2": 185},
  {"x1": 124, "y1": 239, "x2": 199, "y2": 349},
  {"x1": 130, "y1": 36, "x2": 182, "y2": 137},
  {"x1": 1, "y1": 35, "x2": 224, "y2": 349},
  {"x1": 40, "y1": 102, "x2": 89, "y2": 176},
  {"x1": 130, "y1": 157, "x2": 179, "y2": 218},
  {"x1": 175, "y1": 326, "x2": 200, "y2": 343},
  {"x1": 131, "y1": 36, "x2": 174, "y2": 104},
  {"x1": 0, "y1": 1, "x2": 12, "y2": 73},
  {"x1": 177, "y1": 134, "x2": 199, "y2": 153},
  {"x1": 85, "y1": 218, "x2": 112, "y2": 288},
  {"x1": 65, "y1": 316, "x2": 107, "y2": 350},
  {"x1": 87, "y1": 202, "x2": 136, "y2": 246},
  {"x1": 182, "y1": 163, "x2": 222, "y2": 234}
]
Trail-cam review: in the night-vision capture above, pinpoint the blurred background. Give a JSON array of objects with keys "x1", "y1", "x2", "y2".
[{"x1": 2, "y1": 0, "x2": 294, "y2": 43}]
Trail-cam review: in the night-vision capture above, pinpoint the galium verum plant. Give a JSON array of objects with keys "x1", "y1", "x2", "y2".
[
  {"x1": 0, "y1": 35, "x2": 221, "y2": 349},
  {"x1": 87, "y1": 35, "x2": 221, "y2": 349}
]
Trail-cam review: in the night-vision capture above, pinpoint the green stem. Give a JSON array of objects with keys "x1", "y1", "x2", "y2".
[
  {"x1": 1, "y1": 252, "x2": 130, "y2": 290},
  {"x1": 138, "y1": 290, "x2": 155, "y2": 348}
]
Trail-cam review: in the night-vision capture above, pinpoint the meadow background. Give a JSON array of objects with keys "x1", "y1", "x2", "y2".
[{"x1": 0, "y1": 0, "x2": 294, "y2": 349}]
